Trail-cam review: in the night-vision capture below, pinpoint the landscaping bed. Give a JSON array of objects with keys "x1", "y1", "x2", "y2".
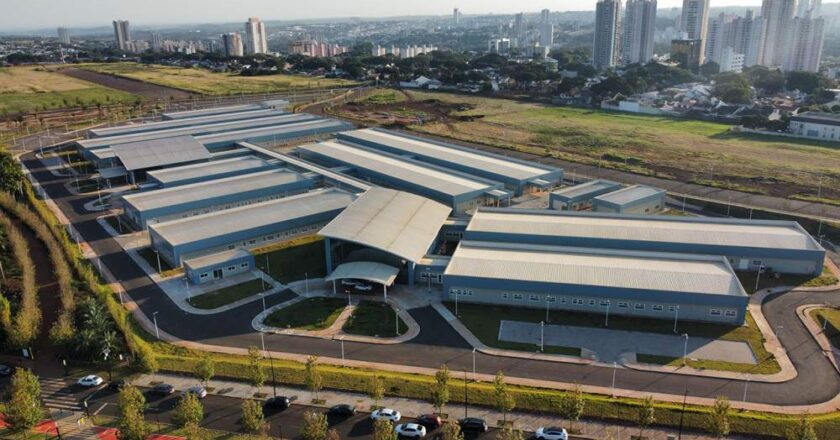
[
  {"x1": 187, "y1": 278, "x2": 269, "y2": 310},
  {"x1": 342, "y1": 300, "x2": 407, "y2": 337},
  {"x1": 810, "y1": 308, "x2": 840, "y2": 349},
  {"x1": 254, "y1": 237, "x2": 326, "y2": 283},
  {"x1": 263, "y1": 297, "x2": 346, "y2": 331}
]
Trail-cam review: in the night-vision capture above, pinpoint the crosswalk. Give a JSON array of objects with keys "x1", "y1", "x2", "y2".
[{"x1": 40, "y1": 377, "x2": 83, "y2": 412}]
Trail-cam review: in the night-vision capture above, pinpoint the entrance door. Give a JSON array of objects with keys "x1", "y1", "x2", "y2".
[{"x1": 213, "y1": 269, "x2": 223, "y2": 279}]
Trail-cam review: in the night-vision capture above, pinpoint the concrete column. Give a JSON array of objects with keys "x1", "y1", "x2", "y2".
[
  {"x1": 324, "y1": 238, "x2": 333, "y2": 273},
  {"x1": 407, "y1": 261, "x2": 416, "y2": 286}
]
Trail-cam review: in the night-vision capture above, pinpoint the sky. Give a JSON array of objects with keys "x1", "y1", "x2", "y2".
[{"x1": 2, "y1": 0, "x2": 770, "y2": 31}]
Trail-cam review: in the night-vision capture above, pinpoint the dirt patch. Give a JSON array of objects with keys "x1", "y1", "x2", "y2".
[
  {"x1": 58, "y1": 67, "x2": 195, "y2": 100},
  {"x1": 338, "y1": 99, "x2": 475, "y2": 126}
]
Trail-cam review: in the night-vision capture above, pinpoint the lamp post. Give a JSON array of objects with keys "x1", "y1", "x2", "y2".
[
  {"x1": 610, "y1": 361, "x2": 617, "y2": 397},
  {"x1": 258, "y1": 292, "x2": 266, "y2": 312},
  {"x1": 260, "y1": 330, "x2": 266, "y2": 356},
  {"x1": 682, "y1": 333, "x2": 689, "y2": 366},
  {"x1": 673, "y1": 305, "x2": 680, "y2": 333},
  {"x1": 545, "y1": 297, "x2": 550, "y2": 322},
  {"x1": 455, "y1": 290, "x2": 459, "y2": 317},
  {"x1": 472, "y1": 348, "x2": 476, "y2": 381},
  {"x1": 394, "y1": 307, "x2": 400, "y2": 336},
  {"x1": 603, "y1": 301, "x2": 610, "y2": 327},
  {"x1": 154, "y1": 249, "x2": 162, "y2": 274},
  {"x1": 463, "y1": 369, "x2": 468, "y2": 418},
  {"x1": 742, "y1": 374, "x2": 750, "y2": 403},
  {"x1": 754, "y1": 264, "x2": 765, "y2": 292},
  {"x1": 540, "y1": 321, "x2": 545, "y2": 352},
  {"x1": 339, "y1": 336, "x2": 345, "y2": 366},
  {"x1": 152, "y1": 311, "x2": 160, "y2": 340}
]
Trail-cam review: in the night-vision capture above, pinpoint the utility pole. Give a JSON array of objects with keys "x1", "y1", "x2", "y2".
[{"x1": 677, "y1": 389, "x2": 688, "y2": 440}]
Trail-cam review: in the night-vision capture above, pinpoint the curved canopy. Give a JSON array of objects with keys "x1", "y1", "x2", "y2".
[
  {"x1": 318, "y1": 188, "x2": 452, "y2": 263},
  {"x1": 325, "y1": 261, "x2": 400, "y2": 286}
]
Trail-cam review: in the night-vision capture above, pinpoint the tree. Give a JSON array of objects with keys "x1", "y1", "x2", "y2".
[
  {"x1": 373, "y1": 418, "x2": 398, "y2": 440},
  {"x1": 326, "y1": 428, "x2": 340, "y2": 440},
  {"x1": 239, "y1": 399, "x2": 267, "y2": 435},
  {"x1": 183, "y1": 422, "x2": 206, "y2": 440},
  {"x1": 786, "y1": 415, "x2": 818, "y2": 440},
  {"x1": 497, "y1": 427, "x2": 525, "y2": 440},
  {"x1": 305, "y1": 355, "x2": 323, "y2": 401},
  {"x1": 705, "y1": 396, "x2": 731, "y2": 439},
  {"x1": 172, "y1": 392, "x2": 204, "y2": 428},
  {"x1": 196, "y1": 354, "x2": 215, "y2": 386},
  {"x1": 558, "y1": 386, "x2": 585, "y2": 431},
  {"x1": 493, "y1": 371, "x2": 516, "y2": 424},
  {"x1": 786, "y1": 71, "x2": 825, "y2": 94},
  {"x1": 440, "y1": 419, "x2": 464, "y2": 440},
  {"x1": 368, "y1": 373, "x2": 385, "y2": 409},
  {"x1": 432, "y1": 364, "x2": 450, "y2": 414},
  {"x1": 247, "y1": 346, "x2": 266, "y2": 390},
  {"x1": 117, "y1": 385, "x2": 150, "y2": 440},
  {"x1": 637, "y1": 395, "x2": 656, "y2": 439},
  {"x1": 713, "y1": 72, "x2": 752, "y2": 104},
  {"x1": 700, "y1": 62, "x2": 720, "y2": 77},
  {"x1": 6, "y1": 369, "x2": 43, "y2": 431},
  {"x1": 0, "y1": 151, "x2": 24, "y2": 194},
  {"x1": 300, "y1": 410, "x2": 329, "y2": 440}
]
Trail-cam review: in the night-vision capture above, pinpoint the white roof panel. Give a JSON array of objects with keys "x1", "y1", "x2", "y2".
[
  {"x1": 111, "y1": 136, "x2": 211, "y2": 171},
  {"x1": 325, "y1": 261, "x2": 400, "y2": 286}
]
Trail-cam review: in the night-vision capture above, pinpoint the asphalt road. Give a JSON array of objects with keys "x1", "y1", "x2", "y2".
[{"x1": 18, "y1": 151, "x2": 840, "y2": 407}]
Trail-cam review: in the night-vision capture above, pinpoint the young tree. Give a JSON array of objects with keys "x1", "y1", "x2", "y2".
[
  {"x1": 325, "y1": 428, "x2": 340, "y2": 440},
  {"x1": 497, "y1": 427, "x2": 525, "y2": 440},
  {"x1": 373, "y1": 418, "x2": 397, "y2": 440},
  {"x1": 0, "y1": 151, "x2": 24, "y2": 194},
  {"x1": 786, "y1": 415, "x2": 818, "y2": 440},
  {"x1": 239, "y1": 399, "x2": 267, "y2": 435},
  {"x1": 493, "y1": 371, "x2": 516, "y2": 424},
  {"x1": 637, "y1": 395, "x2": 656, "y2": 440},
  {"x1": 172, "y1": 392, "x2": 204, "y2": 428},
  {"x1": 558, "y1": 386, "x2": 585, "y2": 431},
  {"x1": 432, "y1": 364, "x2": 450, "y2": 414},
  {"x1": 705, "y1": 396, "x2": 731, "y2": 439},
  {"x1": 247, "y1": 346, "x2": 266, "y2": 390},
  {"x1": 368, "y1": 373, "x2": 385, "y2": 409},
  {"x1": 6, "y1": 369, "x2": 43, "y2": 431},
  {"x1": 305, "y1": 355, "x2": 323, "y2": 401},
  {"x1": 195, "y1": 354, "x2": 215, "y2": 387},
  {"x1": 300, "y1": 410, "x2": 329, "y2": 440},
  {"x1": 117, "y1": 385, "x2": 150, "y2": 440},
  {"x1": 183, "y1": 422, "x2": 206, "y2": 440},
  {"x1": 440, "y1": 420, "x2": 464, "y2": 440}
]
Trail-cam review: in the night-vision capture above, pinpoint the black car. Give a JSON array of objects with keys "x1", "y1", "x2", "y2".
[
  {"x1": 150, "y1": 383, "x2": 175, "y2": 395},
  {"x1": 417, "y1": 414, "x2": 443, "y2": 430},
  {"x1": 458, "y1": 418, "x2": 488, "y2": 433},
  {"x1": 108, "y1": 379, "x2": 127, "y2": 390},
  {"x1": 264, "y1": 396, "x2": 291, "y2": 409},
  {"x1": 0, "y1": 365, "x2": 12, "y2": 376},
  {"x1": 327, "y1": 404, "x2": 357, "y2": 417}
]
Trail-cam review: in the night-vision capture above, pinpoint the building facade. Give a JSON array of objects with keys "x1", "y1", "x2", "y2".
[
  {"x1": 760, "y1": 0, "x2": 797, "y2": 67},
  {"x1": 621, "y1": 0, "x2": 657, "y2": 65},
  {"x1": 222, "y1": 32, "x2": 244, "y2": 57},
  {"x1": 591, "y1": 184, "x2": 666, "y2": 214},
  {"x1": 57, "y1": 27, "x2": 70, "y2": 44},
  {"x1": 244, "y1": 17, "x2": 268, "y2": 55},
  {"x1": 789, "y1": 112, "x2": 840, "y2": 140},
  {"x1": 671, "y1": 39, "x2": 703, "y2": 72},
  {"x1": 113, "y1": 20, "x2": 131, "y2": 51},
  {"x1": 679, "y1": 0, "x2": 710, "y2": 63},
  {"x1": 593, "y1": 0, "x2": 622, "y2": 70},
  {"x1": 783, "y1": 15, "x2": 825, "y2": 72}
]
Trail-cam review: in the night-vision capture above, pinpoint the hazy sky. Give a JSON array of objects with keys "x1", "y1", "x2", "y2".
[{"x1": 3, "y1": 0, "x2": 770, "y2": 30}]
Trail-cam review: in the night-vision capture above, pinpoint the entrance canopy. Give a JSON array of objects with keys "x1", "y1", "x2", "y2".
[{"x1": 325, "y1": 261, "x2": 400, "y2": 286}]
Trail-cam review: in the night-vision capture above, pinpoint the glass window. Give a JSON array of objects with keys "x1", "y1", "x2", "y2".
[
  {"x1": 560, "y1": 297, "x2": 567, "y2": 304},
  {"x1": 529, "y1": 295, "x2": 540, "y2": 302},
  {"x1": 227, "y1": 266, "x2": 236, "y2": 271},
  {"x1": 668, "y1": 306, "x2": 677, "y2": 312},
  {"x1": 725, "y1": 310, "x2": 737, "y2": 317},
  {"x1": 588, "y1": 299, "x2": 596, "y2": 306},
  {"x1": 501, "y1": 293, "x2": 509, "y2": 299},
  {"x1": 240, "y1": 262, "x2": 249, "y2": 268},
  {"x1": 546, "y1": 296, "x2": 556, "y2": 303},
  {"x1": 618, "y1": 302, "x2": 628, "y2": 308},
  {"x1": 652, "y1": 305, "x2": 663, "y2": 311},
  {"x1": 634, "y1": 303, "x2": 645, "y2": 310},
  {"x1": 600, "y1": 300, "x2": 610, "y2": 307},
  {"x1": 710, "y1": 309, "x2": 722, "y2": 316},
  {"x1": 513, "y1": 293, "x2": 524, "y2": 300}
]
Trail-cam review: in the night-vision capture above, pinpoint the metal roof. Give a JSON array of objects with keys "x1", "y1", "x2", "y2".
[
  {"x1": 122, "y1": 169, "x2": 308, "y2": 212},
  {"x1": 446, "y1": 241, "x2": 746, "y2": 297},
  {"x1": 466, "y1": 209, "x2": 823, "y2": 251},
  {"x1": 147, "y1": 156, "x2": 276, "y2": 185},
  {"x1": 162, "y1": 103, "x2": 263, "y2": 120},
  {"x1": 594, "y1": 185, "x2": 665, "y2": 205},
  {"x1": 89, "y1": 109, "x2": 280, "y2": 137},
  {"x1": 299, "y1": 141, "x2": 497, "y2": 197},
  {"x1": 196, "y1": 119, "x2": 350, "y2": 145},
  {"x1": 325, "y1": 261, "x2": 400, "y2": 286},
  {"x1": 551, "y1": 179, "x2": 622, "y2": 200},
  {"x1": 184, "y1": 249, "x2": 252, "y2": 271},
  {"x1": 791, "y1": 111, "x2": 840, "y2": 126},
  {"x1": 111, "y1": 136, "x2": 211, "y2": 171},
  {"x1": 339, "y1": 128, "x2": 555, "y2": 180},
  {"x1": 150, "y1": 188, "x2": 355, "y2": 247},
  {"x1": 319, "y1": 188, "x2": 452, "y2": 263}
]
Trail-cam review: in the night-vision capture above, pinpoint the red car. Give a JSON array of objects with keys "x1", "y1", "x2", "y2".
[{"x1": 416, "y1": 414, "x2": 443, "y2": 430}]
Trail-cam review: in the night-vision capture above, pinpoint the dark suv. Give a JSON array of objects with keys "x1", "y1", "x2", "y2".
[{"x1": 458, "y1": 418, "x2": 488, "y2": 433}]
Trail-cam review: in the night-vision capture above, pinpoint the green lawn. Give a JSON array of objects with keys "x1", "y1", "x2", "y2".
[
  {"x1": 263, "y1": 297, "x2": 347, "y2": 330},
  {"x1": 255, "y1": 239, "x2": 326, "y2": 283},
  {"x1": 187, "y1": 278, "x2": 269, "y2": 310},
  {"x1": 736, "y1": 265, "x2": 838, "y2": 294},
  {"x1": 810, "y1": 308, "x2": 840, "y2": 349},
  {"x1": 342, "y1": 300, "x2": 408, "y2": 337}
]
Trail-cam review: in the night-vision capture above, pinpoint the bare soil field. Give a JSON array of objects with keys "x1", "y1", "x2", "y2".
[{"x1": 58, "y1": 67, "x2": 194, "y2": 100}]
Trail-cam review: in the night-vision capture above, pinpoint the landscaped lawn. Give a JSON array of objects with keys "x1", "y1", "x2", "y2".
[
  {"x1": 263, "y1": 297, "x2": 347, "y2": 330},
  {"x1": 736, "y1": 265, "x2": 838, "y2": 294},
  {"x1": 810, "y1": 307, "x2": 840, "y2": 349},
  {"x1": 77, "y1": 62, "x2": 358, "y2": 96},
  {"x1": 187, "y1": 278, "x2": 269, "y2": 310},
  {"x1": 342, "y1": 300, "x2": 407, "y2": 337},
  {"x1": 254, "y1": 237, "x2": 326, "y2": 283}
]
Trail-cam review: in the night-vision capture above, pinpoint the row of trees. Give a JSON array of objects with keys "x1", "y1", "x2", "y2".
[{"x1": 0, "y1": 210, "x2": 40, "y2": 348}]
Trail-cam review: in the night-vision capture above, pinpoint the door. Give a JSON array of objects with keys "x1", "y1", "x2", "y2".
[{"x1": 213, "y1": 269, "x2": 223, "y2": 279}]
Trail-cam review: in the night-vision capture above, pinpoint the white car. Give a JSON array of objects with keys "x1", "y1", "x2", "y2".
[
  {"x1": 355, "y1": 283, "x2": 374, "y2": 292},
  {"x1": 370, "y1": 408, "x2": 401, "y2": 422},
  {"x1": 536, "y1": 427, "x2": 568, "y2": 440},
  {"x1": 395, "y1": 423, "x2": 427, "y2": 438},
  {"x1": 341, "y1": 279, "x2": 357, "y2": 287},
  {"x1": 77, "y1": 375, "x2": 104, "y2": 387}
]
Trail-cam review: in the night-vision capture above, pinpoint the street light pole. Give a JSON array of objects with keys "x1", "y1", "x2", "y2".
[
  {"x1": 604, "y1": 301, "x2": 610, "y2": 327},
  {"x1": 754, "y1": 264, "x2": 765, "y2": 292},
  {"x1": 472, "y1": 348, "x2": 476, "y2": 381},
  {"x1": 742, "y1": 375, "x2": 750, "y2": 403},
  {"x1": 673, "y1": 305, "x2": 680, "y2": 333},
  {"x1": 545, "y1": 297, "x2": 550, "y2": 322},
  {"x1": 682, "y1": 333, "x2": 689, "y2": 366},
  {"x1": 463, "y1": 369, "x2": 468, "y2": 418},
  {"x1": 540, "y1": 321, "x2": 545, "y2": 352},
  {"x1": 153, "y1": 311, "x2": 160, "y2": 340},
  {"x1": 260, "y1": 330, "x2": 266, "y2": 356},
  {"x1": 394, "y1": 307, "x2": 400, "y2": 336},
  {"x1": 340, "y1": 336, "x2": 345, "y2": 366},
  {"x1": 610, "y1": 361, "x2": 617, "y2": 396}
]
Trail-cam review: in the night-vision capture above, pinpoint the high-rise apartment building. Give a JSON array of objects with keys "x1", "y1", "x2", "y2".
[
  {"x1": 57, "y1": 27, "x2": 71, "y2": 45},
  {"x1": 454, "y1": 8, "x2": 462, "y2": 25},
  {"x1": 113, "y1": 20, "x2": 131, "y2": 51},
  {"x1": 671, "y1": 39, "x2": 703, "y2": 72},
  {"x1": 704, "y1": 13, "x2": 735, "y2": 66},
  {"x1": 593, "y1": 0, "x2": 622, "y2": 70},
  {"x1": 760, "y1": 0, "x2": 797, "y2": 67},
  {"x1": 222, "y1": 32, "x2": 244, "y2": 57},
  {"x1": 539, "y1": 9, "x2": 554, "y2": 48},
  {"x1": 513, "y1": 12, "x2": 525, "y2": 48},
  {"x1": 244, "y1": 17, "x2": 268, "y2": 55},
  {"x1": 783, "y1": 14, "x2": 825, "y2": 72},
  {"x1": 679, "y1": 0, "x2": 710, "y2": 63},
  {"x1": 151, "y1": 33, "x2": 164, "y2": 52},
  {"x1": 732, "y1": 10, "x2": 766, "y2": 67},
  {"x1": 621, "y1": 0, "x2": 656, "y2": 64}
]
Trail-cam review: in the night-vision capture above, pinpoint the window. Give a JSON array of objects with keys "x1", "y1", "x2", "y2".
[
  {"x1": 240, "y1": 262, "x2": 249, "y2": 268},
  {"x1": 227, "y1": 265, "x2": 236, "y2": 271},
  {"x1": 588, "y1": 299, "x2": 596, "y2": 306},
  {"x1": 752, "y1": 260, "x2": 762, "y2": 266},
  {"x1": 529, "y1": 295, "x2": 540, "y2": 302},
  {"x1": 560, "y1": 297, "x2": 567, "y2": 304},
  {"x1": 546, "y1": 296, "x2": 556, "y2": 303},
  {"x1": 501, "y1": 293, "x2": 509, "y2": 299},
  {"x1": 200, "y1": 273, "x2": 209, "y2": 279},
  {"x1": 725, "y1": 310, "x2": 737, "y2": 317},
  {"x1": 710, "y1": 309, "x2": 722, "y2": 316},
  {"x1": 600, "y1": 300, "x2": 610, "y2": 307},
  {"x1": 668, "y1": 305, "x2": 677, "y2": 312},
  {"x1": 249, "y1": 239, "x2": 257, "y2": 245},
  {"x1": 572, "y1": 298, "x2": 584, "y2": 305},
  {"x1": 652, "y1": 305, "x2": 663, "y2": 312},
  {"x1": 513, "y1": 293, "x2": 524, "y2": 300},
  {"x1": 618, "y1": 301, "x2": 628, "y2": 308},
  {"x1": 228, "y1": 245, "x2": 235, "y2": 250},
  {"x1": 634, "y1": 303, "x2": 645, "y2": 310}
]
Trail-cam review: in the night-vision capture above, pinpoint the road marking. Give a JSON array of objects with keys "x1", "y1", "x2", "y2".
[{"x1": 93, "y1": 403, "x2": 108, "y2": 415}]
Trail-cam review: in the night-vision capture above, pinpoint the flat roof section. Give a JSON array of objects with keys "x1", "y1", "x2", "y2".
[
  {"x1": 446, "y1": 241, "x2": 746, "y2": 297},
  {"x1": 594, "y1": 185, "x2": 665, "y2": 206},
  {"x1": 184, "y1": 249, "x2": 252, "y2": 272},
  {"x1": 150, "y1": 188, "x2": 355, "y2": 247},
  {"x1": 319, "y1": 187, "x2": 452, "y2": 263},
  {"x1": 162, "y1": 103, "x2": 262, "y2": 120},
  {"x1": 551, "y1": 179, "x2": 622, "y2": 201},
  {"x1": 197, "y1": 119, "x2": 351, "y2": 146},
  {"x1": 111, "y1": 136, "x2": 211, "y2": 171},
  {"x1": 147, "y1": 156, "x2": 277, "y2": 186},
  {"x1": 89, "y1": 108, "x2": 280, "y2": 137},
  {"x1": 339, "y1": 128, "x2": 556, "y2": 181},
  {"x1": 299, "y1": 141, "x2": 497, "y2": 197},
  {"x1": 466, "y1": 209, "x2": 823, "y2": 251},
  {"x1": 122, "y1": 169, "x2": 309, "y2": 212}
]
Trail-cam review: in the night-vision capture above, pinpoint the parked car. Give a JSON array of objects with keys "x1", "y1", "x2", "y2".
[
  {"x1": 370, "y1": 408, "x2": 401, "y2": 422},
  {"x1": 340, "y1": 279, "x2": 357, "y2": 287},
  {"x1": 264, "y1": 396, "x2": 291, "y2": 409},
  {"x1": 327, "y1": 404, "x2": 357, "y2": 417},
  {"x1": 150, "y1": 383, "x2": 175, "y2": 395},
  {"x1": 77, "y1": 375, "x2": 104, "y2": 387},
  {"x1": 108, "y1": 379, "x2": 127, "y2": 391},
  {"x1": 457, "y1": 418, "x2": 488, "y2": 433},
  {"x1": 535, "y1": 427, "x2": 568, "y2": 440},
  {"x1": 416, "y1": 414, "x2": 443, "y2": 430},
  {"x1": 182, "y1": 386, "x2": 208, "y2": 399},
  {"x1": 0, "y1": 365, "x2": 13, "y2": 376},
  {"x1": 395, "y1": 423, "x2": 427, "y2": 438},
  {"x1": 354, "y1": 283, "x2": 374, "y2": 292}
]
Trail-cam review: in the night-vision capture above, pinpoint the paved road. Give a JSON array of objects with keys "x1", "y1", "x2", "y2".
[{"x1": 18, "y1": 152, "x2": 840, "y2": 407}]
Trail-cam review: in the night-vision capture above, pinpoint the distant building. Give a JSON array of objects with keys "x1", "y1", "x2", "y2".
[
  {"x1": 453, "y1": 8, "x2": 462, "y2": 25},
  {"x1": 151, "y1": 33, "x2": 164, "y2": 52},
  {"x1": 513, "y1": 12, "x2": 525, "y2": 48},
  {"x1": 783, "y1": 14, "x2": 825, "y2": 72},
  {"x1": 112, "y1": 20, "x2": 131, "y2": 52},
  {"x1": 539, "y1": 9, "x2": 554, "y2": 48},
  {"x1": 57, "y1": 27, "x2": 71, "y2": 45},
  {"x1": 731, "y1": 10, "x2": 765, "y2": 67},
  {"x1": 289, "y1": 40, "x2": 349, "y2": 57},
  {"x1": 671, "y1": 39, "x2": 703, "y2": 72},
  {"x1": 719, "y1": 46, "x2": 745, "y2": 72},
  {"x1": 593, "y1": 0, "x2": 622, "y2": 70},
  {"x1": 621, "y1": 0, "x2": 657, "y2": 65},
  {"x1": 244, "y1": 17, "x2": 268, "y2": 55},
  {"x1": 679, "y1": 0, "x2": 710, "y2": 63},
  {"x1": 221, "y1": 32, "x2": 244, "y2": 57},
  {"x1": 789, "y1": 111, "x2": 840, "y2": 140},
  {"x1": 760, "y1": 0, "x2": 797, "y2": 67}
]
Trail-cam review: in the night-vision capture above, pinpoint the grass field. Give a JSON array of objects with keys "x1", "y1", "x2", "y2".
[
  {"x1": 77, "y1": 63, "x2": 358, "y2": 96},
  {"x1": 344, "y1": 91, "x2": 840, "y2": 204},
  {"x1": 342, "y1": 300, "x2": 408, "y2": 337},
  {"x1": 810, "y1": 308, "x2": 840, "y2": 349},
  {"x1": 254, "y1": 237, "x2": 326, "y2": 283},
  {"x1": 263, "y1": 297, "x2": 347, "y2": 330},
  {"x1": 187, "y1": 278, "x2": 269, "y2": 310},
  {"x1": 0, "y1": 66, "x2": 138, "y2": 114},
  {"x1": 736, "y1": 265, "x2": 838, "y2": 294}
]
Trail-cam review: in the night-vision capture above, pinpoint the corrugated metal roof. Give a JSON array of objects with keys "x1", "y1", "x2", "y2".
[
  {"x1": 466, "y1": 209, "x2": 822, "y2": 251},
  {"x1": 184, "y1": 249, "x2": 252, "y2": 271},
  {"x1": 89, "y1": 109, "x2": 279, "y2": 137},
  {"x1": 197, "y1": 119, "x2": 350, "y2": 145},
  {"x1": 147, "y1": 156, "x2": 275, "y2": 185},
  {"x1": 299, "y1": 141, "x2": 496, "y2": 197},
  {"x1": 594, "y1": 185, "x2": 665, "y2": 205},
  {"x1": 552, "y1": 179, "x2": 621, "y2": 200},
  {"x1": 162, "y1": 103, "x2": 262, "y2": 120},
  {"x1": 111, "y1": 136, "x2": 211, "y2": 171},
  {"x1": 122, "y1": 169, "x2": 308, "y2": 212},
  {"x1": 340, "y1": 128, "x2": 555, "y2": 180},
  {"x1": 150, "y1": 188, "x2": 354, "y2": 247},
  {"x1": 319, "y1": 187, "x2": 452, "y2": 263},
  {"x1": 325, "y1": 261, "x2": 400, "y2": 286},
  {"x1": 445, "y1": 241, "x2": 746, "y2": 297}
]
